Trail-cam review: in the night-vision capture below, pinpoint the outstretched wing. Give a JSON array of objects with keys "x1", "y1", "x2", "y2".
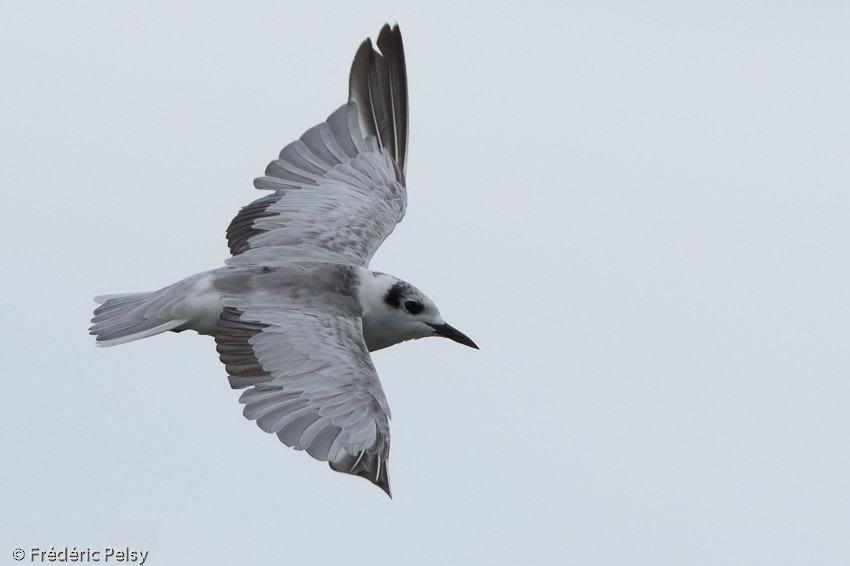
[
  {"x1": 227, "y1": 24, "x2": 408, "y2": 268},
  {"x1": 214, "y1": 265, "x2": 392, "y2": 496}
]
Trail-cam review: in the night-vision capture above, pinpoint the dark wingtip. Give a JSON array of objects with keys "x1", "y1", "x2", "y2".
[
  {"x1": 348, "y1": 24, "x2": 408, "y2": 175},
  {"x1": 361, "y1": 458, "x2": 392, "y2": 498},
  {"x1": 328, "y1": 448, "x2": 392, "y2": 498},
  {"x1": 376, "y1": 23, "x2": 402, "y2": 53},
  {"x1": 377, "y1": 475, "x2": 392, "y2": 499}
]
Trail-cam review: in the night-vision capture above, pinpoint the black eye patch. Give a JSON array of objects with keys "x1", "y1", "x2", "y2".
[
  {"x1": 384, "y1": 282, "x2": 404, "y2": 308},
  {"x1": 403, "y1": 300, "x2": 423, "y2": 315}
]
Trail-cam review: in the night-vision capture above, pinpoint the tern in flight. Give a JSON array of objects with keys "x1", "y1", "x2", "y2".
[{"x1": 90, "y1": 24, "x2": 477, "y2": 497}]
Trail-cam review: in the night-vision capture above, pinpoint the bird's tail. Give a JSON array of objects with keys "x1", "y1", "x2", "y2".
[{"x1": 89, "y1": 291, "x2": 188, "y2": 347}]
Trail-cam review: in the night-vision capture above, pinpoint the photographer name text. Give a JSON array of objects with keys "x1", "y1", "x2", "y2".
[{"x1": 13, "y1": 547, "x2": 148, "y2": 564}]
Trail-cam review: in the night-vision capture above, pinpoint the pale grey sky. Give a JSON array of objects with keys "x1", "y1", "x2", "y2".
[{"x1": 2, "y1": 1, "x2": 849, "y2": 565}]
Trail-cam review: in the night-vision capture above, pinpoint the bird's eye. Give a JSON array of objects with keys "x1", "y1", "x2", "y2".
[{"x1": 403, "y1": 300, "x2": 423, "y2": 314}]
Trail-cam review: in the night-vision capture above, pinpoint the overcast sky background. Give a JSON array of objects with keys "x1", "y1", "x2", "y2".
[{"x1": 2, "y1": 1, "x2": 849, "y2": 564}]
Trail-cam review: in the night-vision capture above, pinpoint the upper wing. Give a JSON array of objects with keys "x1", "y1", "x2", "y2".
[
  {"x1": 214, "y1": 265, "x2": 393, "y2": 496},
  {"x1": 349, "y1": 23, "x2": 408, "y2": 175},
  {"x1": 227, "y1": 24, "x2": 408, "y2": 268}
]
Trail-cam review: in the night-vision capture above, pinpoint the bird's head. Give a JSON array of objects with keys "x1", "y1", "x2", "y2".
[{"x1": 359, "y1": 272, "x2": 478, "y2": 352}]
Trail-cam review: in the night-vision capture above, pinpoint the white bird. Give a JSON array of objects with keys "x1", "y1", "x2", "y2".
[{"x1": 89, "y1": 24, "x2": 477, "y2": 497}]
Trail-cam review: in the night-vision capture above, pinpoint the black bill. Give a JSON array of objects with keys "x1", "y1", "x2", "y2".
[{"x1": 428, "y1": 323, "x2": 479, "y2": 349}]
